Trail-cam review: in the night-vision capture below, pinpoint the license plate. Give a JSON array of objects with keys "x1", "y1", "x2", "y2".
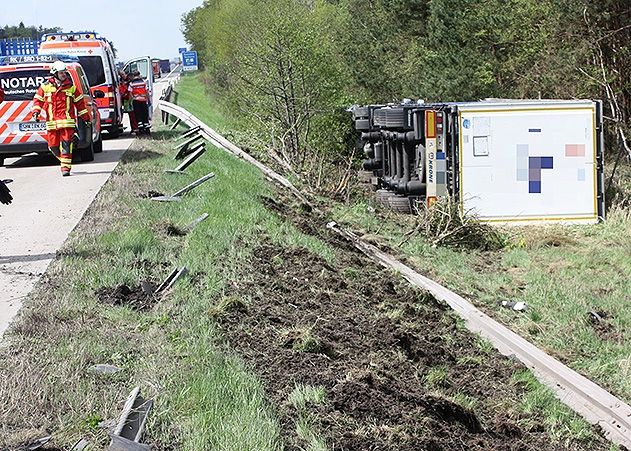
[{"x1": 18, "y1": 122, "x2": 46, "y2": 132}]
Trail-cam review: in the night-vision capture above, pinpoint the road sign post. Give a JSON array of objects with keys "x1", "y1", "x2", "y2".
[{"x1": 182, "y1": 51, "x2": 198, "y2": 71}]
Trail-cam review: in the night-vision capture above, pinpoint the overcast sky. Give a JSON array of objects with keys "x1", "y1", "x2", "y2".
[{"x1": 3, "y1": 0, "x2": 203, "y2": 61}]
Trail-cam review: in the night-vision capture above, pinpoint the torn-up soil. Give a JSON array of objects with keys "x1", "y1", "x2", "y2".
[
  {"x1": 215, "y1": 195, "x2": 607, "y2": 450},
  {"x1": 165, "y1": 224, "x2": 187, "y2": 237},
  {"x1": 138, "y1": 190, "x2": 165, "y2": 199},
  {"x1": 96, "y1": 284, "x2": 157, "y2": 311}
]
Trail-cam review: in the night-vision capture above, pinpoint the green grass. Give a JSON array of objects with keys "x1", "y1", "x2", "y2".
[
  {"x1": 0, "y1": 95, "x2": 337, "y2": 448},
  {"x1": 332, "y1": 198, "x2": 631, "y2": 404},
  {"x1": 176, "y1": 73, "x2": 234, "y2": 131}
]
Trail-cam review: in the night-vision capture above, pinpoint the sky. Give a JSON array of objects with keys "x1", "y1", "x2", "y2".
[{"x1": 2, "y1": 0, "x2": 204, "y2": 62}]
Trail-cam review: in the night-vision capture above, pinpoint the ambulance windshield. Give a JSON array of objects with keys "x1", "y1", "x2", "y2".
[{"x1": 77, "y1": 56, "x2": 106, "y2": 86}]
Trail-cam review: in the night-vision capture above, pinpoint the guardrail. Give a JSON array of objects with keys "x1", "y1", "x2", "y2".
[{"x1": 156, "y1": 98, "x2": 631, "y2": 450}]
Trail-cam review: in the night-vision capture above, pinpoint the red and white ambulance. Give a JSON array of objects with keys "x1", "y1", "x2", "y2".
[{"x1": 39, "y1": 32, "x2": 153, "y2": 137}]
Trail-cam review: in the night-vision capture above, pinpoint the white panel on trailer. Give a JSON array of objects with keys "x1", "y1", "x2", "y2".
[{"x1": 457, "y1": 100, "x2": 599, "y2": 224}]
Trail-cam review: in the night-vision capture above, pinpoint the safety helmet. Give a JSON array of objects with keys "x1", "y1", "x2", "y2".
[{"x1": 50, "y1": 61, "x2": 67, "y2": 75}]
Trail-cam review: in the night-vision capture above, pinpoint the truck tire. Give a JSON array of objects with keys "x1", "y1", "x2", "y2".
[
  {"x1": 389, "y1": 195, "x2": 412, "y2": 214},
  {"x1": 80, "y1": 141, "x2": 95, "y2": 162},
  {"x1": 375, "y1": 189, "x2": 394, "y2": 207}
]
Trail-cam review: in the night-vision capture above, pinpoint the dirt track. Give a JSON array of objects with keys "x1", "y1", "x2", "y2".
[{"x1": 214, "y1": 194, "x2": 608, "y2": 451}]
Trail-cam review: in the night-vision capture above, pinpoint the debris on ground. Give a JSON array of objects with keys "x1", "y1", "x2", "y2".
[
  {"x1": 96, "y1": 285, "x2": 156, "y2": 311},
  {"x1": 501, "y1": 300, "x2": 528, "y2": 312}
]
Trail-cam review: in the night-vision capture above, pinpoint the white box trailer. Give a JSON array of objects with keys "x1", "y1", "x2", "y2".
[
  {"x1": 354, "y1": 99, "x2": 605, "y2": 225},
  {"x1": 456, "y1": 100, "x2": 604, "y2": 224}
]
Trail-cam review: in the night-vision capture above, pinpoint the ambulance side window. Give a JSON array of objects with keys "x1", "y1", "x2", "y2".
[
  {"x1": 75, "y1": 67, "x2": 91, "y2": 96},
  {"x1": 105, "y1": 50, "x2": 117, "y2": 84}
]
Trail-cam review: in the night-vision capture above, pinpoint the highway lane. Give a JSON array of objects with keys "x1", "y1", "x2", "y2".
[{"x1": 0, "y1": 74, "x2": 175, "y2": 338}]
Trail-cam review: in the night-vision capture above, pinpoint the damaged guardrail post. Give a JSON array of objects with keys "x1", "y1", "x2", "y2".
[
  {"x1": 165, "y1": 144, "x2": 206, "y2": 174},
  {"x1": 150, "y1": 172, "x2": 215, "y2": 202},
  {"x1": 186, "y1": 213, "x2": 209, "y2": 231},
  {"x1": 108, "y1": 386, "x2": 153, "y2": 451},
  {"x1": 174, "y1": 133, "x2": 204, "y2": 160},
  {"x1": 176, "y1": 125, "x2": 201, "y2": 141},
  {"x1": 155, "y1": 266, "x2": 188, "y2": 293},
  {"x1": 169, "y1": 117, "x2": 182, "y2": 130}
]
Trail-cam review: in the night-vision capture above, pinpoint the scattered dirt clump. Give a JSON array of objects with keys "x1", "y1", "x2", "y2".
[
  {"x1": 96, "y1": 284, "x2": 156, "y2": 311},
  {"x1": 138, "y1": 190, "x2": 165, "y2": 199},
  {"x1": 165, "y1": 224, "x2": 187, "y2": 237}
]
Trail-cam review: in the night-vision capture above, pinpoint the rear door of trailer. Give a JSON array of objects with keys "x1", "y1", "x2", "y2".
[{"x1": 456, "y1": 100, "x2": 603, "y2": 224}]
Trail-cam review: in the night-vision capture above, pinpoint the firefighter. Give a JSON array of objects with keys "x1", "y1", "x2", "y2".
[
  {"x1": 31, "y1": 61, "x2": 90, "y2": 176},
  {"x1": 129, "y1": 71, "x2": 150, "y2": 135}
]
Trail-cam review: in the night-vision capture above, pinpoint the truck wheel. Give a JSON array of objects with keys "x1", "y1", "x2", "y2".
[
  {"x1": 375, "y1": 189, "x2": 394, "y2": 207},
  {"x1": 389, "y1": 195, "x2": 412, "y2": 214},
  {"x1": 80, "y1": 141, "x2": 95, "y2": 162}
]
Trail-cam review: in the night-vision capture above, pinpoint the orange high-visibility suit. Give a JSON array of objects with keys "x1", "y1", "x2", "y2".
[
  {"x1": 32, "y1": 77, "x2": 90, "y2": 175},
  {"x1": 129, "y1": 75, "x2": 150, "y2": 134}
]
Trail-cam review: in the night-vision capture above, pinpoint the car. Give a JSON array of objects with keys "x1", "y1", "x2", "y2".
[{"x1": 0, "y1": 54, "x2": 102, "y2": 166}]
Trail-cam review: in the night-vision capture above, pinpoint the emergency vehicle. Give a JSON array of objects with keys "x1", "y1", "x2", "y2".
[
  {"x1": 39, "y1": 32, "x2": 154, "y2": 135},
  {"x1": 0, "y1": 54, "x2": 102, "y2": 166},
  {"x1": 39, "y1": 32, "x2": 124, "y2": 136}
]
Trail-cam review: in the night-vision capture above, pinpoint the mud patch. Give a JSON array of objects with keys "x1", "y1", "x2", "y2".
[
  {"x1": 121, "y1": 149, "x2": 162, "y2": 163},
  {"x1": 165, "y1": 224, "x2": 187, "y2": 237},
  {"x1": 217, "y1": 238, "x2": 596, "y2": 450},
  {"x1": 96, "y1": 284, "x2": 157, "y2": 311},
  {"x1": 138, "y1": 190, "x2": 165, "y2": 199},
  {"x1": 587, "y1": 310, "x2": 621, "y2": 342},
  {"x1": 213, "y1": 188, "x2": 608, "y2": 450}
]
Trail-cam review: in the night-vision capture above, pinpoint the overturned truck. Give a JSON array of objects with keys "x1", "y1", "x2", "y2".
[{"x1": 352, "y1": 99, "x2": 605, "y2": 225}]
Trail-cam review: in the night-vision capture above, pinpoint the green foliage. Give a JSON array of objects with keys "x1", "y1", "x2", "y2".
[
  {"x1": 0, "y1": 23, "x2": 61, "y2": 40},
  {"x1": 181, "y1": 0, "x2": 631, "y2": 186}
]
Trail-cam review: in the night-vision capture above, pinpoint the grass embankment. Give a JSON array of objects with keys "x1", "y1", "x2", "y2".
[
  {"x1": 180, "y1": 73, "x2": 627, "y2": 444},
  {"x1": 0, "y1": 98, "x2": 329, "y2": 448},
  {"x1": 0, "y1": 72, "x2": 620, "y2": 450},
  {"x1": 332, "y1": 201, "x2": 631, "y2": 400}
]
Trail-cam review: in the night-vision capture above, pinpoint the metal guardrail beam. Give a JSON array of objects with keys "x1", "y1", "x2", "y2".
[{"x1": 156, "y1": 99, "x2": 631, "y2": 450}]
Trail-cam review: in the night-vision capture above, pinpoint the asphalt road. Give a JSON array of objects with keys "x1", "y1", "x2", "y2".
[{"x1": 0, "y1": 73, "x2": 177, "y2": 338}]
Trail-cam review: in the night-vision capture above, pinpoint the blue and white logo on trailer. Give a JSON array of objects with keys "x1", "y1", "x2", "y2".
[{"x1": 182, "y1": 51, "x2": 198, "y2": 71}]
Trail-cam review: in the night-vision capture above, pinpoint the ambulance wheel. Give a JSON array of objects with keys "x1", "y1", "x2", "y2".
[
  {"x1": 93, "y1": 136, "x2": 103, "y2": 153},
  {"x1": 80, "y1": 142, "x2": 95, "y2": 162},
  {"x1": 389, "y1": 195, "x2": 413, "y2": 214},
  {"x1": 108, "y1": 126, "x2": 121, "y2": 138}
]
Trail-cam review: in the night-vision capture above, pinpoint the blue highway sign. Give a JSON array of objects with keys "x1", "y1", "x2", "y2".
[{"x1": 182, "y1": 51, "x2": 198, "y2": 71}]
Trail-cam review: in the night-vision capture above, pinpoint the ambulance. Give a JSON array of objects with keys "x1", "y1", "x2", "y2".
[
  {"x1": 0, "y1": 54, "x2": 102, "y2": 166},
  {"x1": 39, "y1": 32, "x2": 153, "y2": 137}
]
